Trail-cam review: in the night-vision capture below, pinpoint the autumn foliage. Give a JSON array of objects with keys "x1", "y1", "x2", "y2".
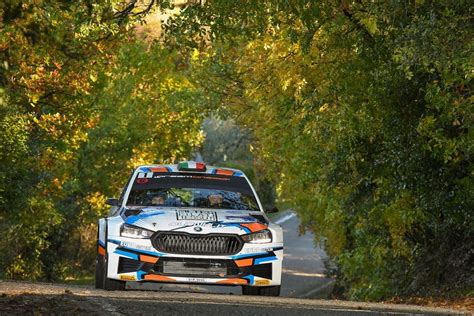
[
  {"x1": 1, "y1": 0, "x2": 472, "y2": 301},
  {"x1": 0, "y1": 1, "x2": 204, "y2": 280},
  {"x1": 167, "y1": 0, "x2": 473, "y2": 300}
]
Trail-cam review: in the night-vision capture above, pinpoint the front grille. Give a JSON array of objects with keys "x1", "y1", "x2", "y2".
[{"x1": 152, "y1": 232, "x2": 243, "y2": 255}]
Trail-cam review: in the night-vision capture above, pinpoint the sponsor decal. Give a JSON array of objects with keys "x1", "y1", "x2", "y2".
[
  {"x1": 168, "y1": 221, "x2": 228, "y2": 229},
  {"x1": 119, "y1": 241, "x2": 153, "y2": 251},
  {"x1": 169, "y1": 221, "x2": 209, "y2": 227},
  {"x1": 136, "y1": 178, "x2": 149, "y2": 184},
  {"x1": 120, "y1": 274, "x2": 137, "y2": 281},
  {"x1": 255, "y1": 279, "x2": 270, "y2": 285},
  {"x1": 176, "y1": 210, "x2": 217, "y2": 221},
  {"x1": 243, "y1": 247, "x2": 274, "y2": 254}
]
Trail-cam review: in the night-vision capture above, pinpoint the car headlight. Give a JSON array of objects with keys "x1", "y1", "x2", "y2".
[
  {"x1": 241, "y1": 229, "x2": 272, "y2": 243},
  {"x1": 120, "y1": 224, "x2": 153, "y2": 239}
]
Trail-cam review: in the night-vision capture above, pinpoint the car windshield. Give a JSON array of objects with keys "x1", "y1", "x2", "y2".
[{"x1": 126, "y1": 172, "x2": 260, "y2": 211}]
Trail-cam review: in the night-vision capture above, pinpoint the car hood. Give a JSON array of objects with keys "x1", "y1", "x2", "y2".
[{"x1": 122, "y1": 207, "x2": 268, "y2": 235}]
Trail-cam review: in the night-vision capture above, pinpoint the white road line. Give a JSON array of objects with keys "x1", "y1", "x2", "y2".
[{"x1": 275, "y1": 212, "x2": 296, "y2": 225}]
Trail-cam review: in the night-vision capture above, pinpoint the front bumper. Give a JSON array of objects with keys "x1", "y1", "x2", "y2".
[{"x1": 101, "y1": 237, "x2": 283, "y2": 286}]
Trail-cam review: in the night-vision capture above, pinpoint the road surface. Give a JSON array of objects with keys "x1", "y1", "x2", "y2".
[{"x1": 0, "y1": 281, "x2": 464, "y2": 315}]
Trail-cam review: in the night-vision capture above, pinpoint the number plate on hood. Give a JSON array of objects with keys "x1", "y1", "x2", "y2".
[{"x1": 176, "y1": 210, "x2": 217, "y2": 221}]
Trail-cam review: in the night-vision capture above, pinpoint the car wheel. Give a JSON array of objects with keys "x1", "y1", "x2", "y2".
[
  {"x1": 95, "y1": 227, "x2": 105, "y2": 289},
  {"x1": 242, "y1": 285, "x2": 280, "y2": 296},
  {"x1": 95, "y1": 250, "x2": 105, "y2": 289}
]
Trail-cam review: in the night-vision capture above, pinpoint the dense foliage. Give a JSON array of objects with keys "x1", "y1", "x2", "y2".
[
  {"x1": 0, "y1": 0, "x2": 472, "y2": 301},
  {"x1": 167, "y1": 0, "x2": 473, "y2": 300},
  {"x1": 0, "y1": 1, "x2": 204, "y2": 280}
]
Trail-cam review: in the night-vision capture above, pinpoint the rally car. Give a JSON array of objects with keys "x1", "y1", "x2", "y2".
[{"x1": 95, "y1": 161, "x2": 283, "y2": 296}]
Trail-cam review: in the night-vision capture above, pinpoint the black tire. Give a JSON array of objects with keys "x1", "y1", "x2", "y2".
[
  {"x1": 95, "y1": 251, "x2": 105, "y2": 289},
  {"x1": 242, "y1": 285, "x2": 281, "y2": 296}
]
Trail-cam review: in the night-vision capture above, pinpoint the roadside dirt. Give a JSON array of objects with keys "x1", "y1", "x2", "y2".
[
  {"x1": 0, "y1": 281, "x2": 469, "y2": 315},
  {"x1": 387, "y1": 296, "x2": 474, "y2": 313},
  {"x1": 0, "y1": 293, "x2": 103, "y2": 315}
]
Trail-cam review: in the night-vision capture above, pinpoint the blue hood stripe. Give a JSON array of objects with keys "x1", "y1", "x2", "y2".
[{"x1": 125, "y1": 211, "x2": 165, "y2": 225}]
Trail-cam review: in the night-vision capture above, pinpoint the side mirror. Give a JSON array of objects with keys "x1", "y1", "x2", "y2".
[
  {"x1": 106, "y1": 198, "x2": 120, "y2": 206},
  {"x1": 265, "y1": 205, "x2": 279, "y2": 213}
]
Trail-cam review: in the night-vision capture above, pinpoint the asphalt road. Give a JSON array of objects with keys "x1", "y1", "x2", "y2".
[
  {"x1": 0, "y1": 281, "x2": 463, "y2": 315},
  {"x1": 129, "y1": 211, "x2": 334, "y2": 298}
]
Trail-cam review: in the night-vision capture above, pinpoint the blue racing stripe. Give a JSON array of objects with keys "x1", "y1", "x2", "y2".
[
  {"x1": 243, "y1": 275, "x2": 254, "y2": 285},
  {"x1": 108, "y1": 239, "x2": 121, "y2": 245},
  {"x1": 107, "y1": 239, "x2": 166, "y2": 257},
  {"x1": 127, "y1": 247, "x2": 165, "y2": 257},
  {"x1": 231, "y1": 251, "x2": 270, "y2": 259},
  {"x1": 254, "y1": 256, "x2": 278, "y2": 265},
  {"x1": 137, "y1": 270, "x2": 146, "y2": 281},
  {"x1": 125, "y1": 211, "x2": 164, "y2": 224},
  {"x1": 114, "y1": 249, "x2": 139, "y2": 260},
  {"x1": 98, "y1": 240, "x2": 105, "y2": 247}
]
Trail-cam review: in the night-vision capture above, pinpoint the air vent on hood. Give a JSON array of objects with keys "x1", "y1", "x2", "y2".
[
  {"x1": 124, "y1": 208, "x2": 142, "y2": 217},
  {"x1": 250, "y1": 214, "x2": 268, "y2": 224}
]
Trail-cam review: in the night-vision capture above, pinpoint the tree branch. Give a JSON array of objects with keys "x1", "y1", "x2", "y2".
[{"x1": 340, "y1": 1, "x2": 374, "y2": 42}]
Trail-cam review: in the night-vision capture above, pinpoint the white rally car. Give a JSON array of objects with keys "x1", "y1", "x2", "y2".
[{"x1": 96, "y1": 161, "x2": 283, "y2": 296}]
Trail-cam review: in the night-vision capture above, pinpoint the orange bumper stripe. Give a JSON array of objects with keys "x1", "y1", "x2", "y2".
[
  {"x1": 235, "y1": 258, "x2": 253, "y2": 267},
  {"x1": 143, "y1": 274, "x2": 176, "y2": 282},
  {"x1": 140, "y1": 254, "x2": 159, "y2": 264},
  {"x1": 241, "y1": 222, "x2": 267, "y2": 233},
  {"x1": 216, "y1": 278, "x2": 248, "y2": 285},
  {"x1": 98, "y1": 245, "x2": 106, "y2": 256}
]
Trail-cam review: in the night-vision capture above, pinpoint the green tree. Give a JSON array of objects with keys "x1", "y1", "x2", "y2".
[{"x1": 0, "y1": 1, "x2": 205, "y2": 280}]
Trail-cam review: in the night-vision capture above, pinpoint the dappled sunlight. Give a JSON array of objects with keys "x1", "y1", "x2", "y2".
[{"x1": 282, "y1": 269, "x2": 327, "y2": 279}]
